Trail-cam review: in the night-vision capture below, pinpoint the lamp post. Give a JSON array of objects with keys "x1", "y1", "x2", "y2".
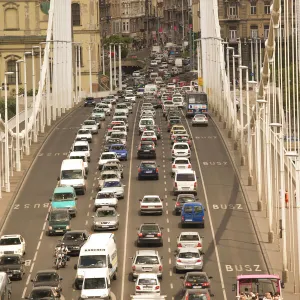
[
  {"x1": 226, "y1": 46, "x2": 234, "y2": 133},
  {"x1": 255, "y1": 38, "x2": 259, "y2": 82},
  {"x1": 270, "y1": 124, "x2": 288, "y2": 283},
  {"x1": 32, "y1": 46, "x2": 39, "y2": 143},
  {"x1": 181, "y1": 0, "x2": 185, "y2": 43},
  {"x1": 15, "y1": 60, "x2": 23, "y2": 172},
  {"x1": 232, "y1": 53, "x2": 240, "y2": 149},
  {"x1": 113, "y1": 44, "x2": 117, "y2": 90},
  {"x1": 118, "y1": 43, "x2": 122, "y2": 91},
  {"x1": 23, "y1": 51, "x2": 31, "y2": 155},
  {"x1": 38, "y1": 43, "x2": 45, "y2": 133},
  {"x1": 78, "y1": 45, "x2": 82, "y2": 100},
  {"x1": 249, "y1": 38, "x2": 254, "y2": 81},
  {"x1": 88, "y1": 44, "x2": 92, "y2": 95},
  {"x1": 109, "y1": 44, "x2": 113, "y2": 92},
  {"x1": 4, "y1": 72, "x2": 13, "y2": 192},
  {"x1": 102, "y1": 46, "x2": 105, "y2": 76},
  {"x1": 239, "y1": 65, "x2": 248, "y2": 166}
]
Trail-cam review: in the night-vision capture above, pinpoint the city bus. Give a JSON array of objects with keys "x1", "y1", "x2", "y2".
[
  {"x1": 185, "y1": 91, "x2": 208, "y2": 118},
  {"x1": 232, "y1": 274, "x2": 284, "y2": 298}
]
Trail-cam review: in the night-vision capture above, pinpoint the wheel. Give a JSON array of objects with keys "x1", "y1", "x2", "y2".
[
  {"x1": 113, "y1": 272, "x2": 117, "y2": 280},
  {"x1": 46, "y1": 231, "x2": 50, "y2": 236},
  {"x1": 156, "y1": 176, "x2": 159, "y2": 180}
]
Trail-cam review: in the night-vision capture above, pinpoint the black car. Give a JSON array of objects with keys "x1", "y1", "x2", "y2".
[
  {"x1": 173, "y1": 194, "x2": 199, "y2": 215},
  {"x1": 25, "y1": 286, "x2": 61, "y2": 300},
  {"x1": 137, "y1": 223, "x2": 163, "y2": 247},
  {"x1": 137, "y1": 161, "x2": 159, "y2": 180},
  {"x1": 137, "y1": 141, "x2": 156, "y2": 159},
  {"x1": 84, "y1": 97, "x2": 96, "y2": 107},
  {"x1": 181, "y1": 272, "x2": 213, "y2": 290},
  {"x1": 31, "y1": 270, "x2": 62, "y2": 292},
  {"x1": 0, "y1": 254, "x2": 25, "y2": 280},
  {"x1": 59, "y1": 230, "x2": 89, "y2": 256},
  {"x1": 104, "y1": 138, "x2": 123, "y2": 152}
]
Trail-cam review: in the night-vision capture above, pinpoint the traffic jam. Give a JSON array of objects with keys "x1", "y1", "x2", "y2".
[{"x1": 0, "y1": 45, "x2": 281, "y2": 300}]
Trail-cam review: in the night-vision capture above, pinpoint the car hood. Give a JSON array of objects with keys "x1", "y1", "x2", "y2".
[
  {"x1": 33, "y1": 281, "x2": 59, "y2": 288},
  {"x1": 94, "y1": 216, "x2": 118, "y2": 223},
  {"x1": 81, "y1": 289, "x2": 110, "y2": 298},
  {"x1": 62, "y1": 239, "x2": 83, "y2": 247},
  {"x1": 82, "y1": 125, "x2": 97, "y2": 129},
  {"x1": 0, "y1": 245, "x2": 22, "y2": 253}
]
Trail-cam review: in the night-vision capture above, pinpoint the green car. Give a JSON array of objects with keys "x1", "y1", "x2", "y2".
[
  {"x1": 92, "y1": 108, "x2": 106, "y2": 121},
  {"x1": 46, "y1": 209, "x2": 71, "y2": 236}
]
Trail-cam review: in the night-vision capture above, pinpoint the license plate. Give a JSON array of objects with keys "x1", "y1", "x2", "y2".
[
  {"x1": 143, "y1": 268, "x2": 152, "y2": 271},
  {"x1": 55, "y1": 230, "x2": 63, "y2": 232},
  {"x1": 147, "y1": 235, "x2": 154, "y2": 237},
  {"x1": 185, "y1": 219, "x2": 192, "y2": 222},
  {"x1": 102, "y1": 226, "x2": 109, "y2": 228},
  {"x1": 146, "y1": 171, "x2": 152, "y2": 173},
  {"x1": 178, "y1": 166, "x2": 185, "y2": 168},
  {"x1": 182, "y1": 187, "x2": 190, "y2": 190},
  {"x1": 193, "y1": 286, "x2": 202, "y2": 289},
  {"x1": 144, "y1": 150, "x2": 150, "y2": 152},
  {"x1": 185, "y1": 265, "x2": 193, "y2": 268}
]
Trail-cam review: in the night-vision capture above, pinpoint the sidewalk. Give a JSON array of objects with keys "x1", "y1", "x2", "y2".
[
  {"x1": 211, "y1": 109, "x2": 299, "y2": 299},
  {"x1": 0, "y1": 101, "x2": 83, "y2": 230}
]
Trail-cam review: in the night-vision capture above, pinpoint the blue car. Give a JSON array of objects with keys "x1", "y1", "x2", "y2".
[
  {"x1": 84, "y1": 97, "x2": 95, "y2": 107},
  {"x1": 109, "y1": 144, "x2": 128, "y2": 161},
  {"x1": 138, "y1": 161, "x2": 159, "y2": 180},
  {"x1": 181, "y1": 202, "x2": 205, "y2": 228}
]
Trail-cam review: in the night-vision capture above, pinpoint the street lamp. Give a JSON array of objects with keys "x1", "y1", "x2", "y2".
[
  {"x1": 271, "y1": 122, "x2": 288, "y2": 283},
  {"x1": 23, "y1": 51, "x2": 31, "y2": 155},
  {"x1": 4, "y1": 71, "x2": 13, "y2": 192},
  {"x1": 109, "y1": 43, "x2": 113, "y2": 93},
  {"x1": 113, "y1": 44, "x2": 117, "y2": 90},
  {"x1": 118, "y1": 44, "x2": 122, "y2": 91},
  {"x1": 232, "y1": 53, "x2": 240, "y2": 149},
  {"x1": 15, "y1": 60, "x2": 24, "y2": 172},
  {"x1": 88, "y1": 44, "x2": 92, "y2": 96},
  {"x1": 226, "y1": 46, "x2": 234, "y2": 133},
  {"x1": 32, "y1": 46, "x2": 40, "y2": 143}
]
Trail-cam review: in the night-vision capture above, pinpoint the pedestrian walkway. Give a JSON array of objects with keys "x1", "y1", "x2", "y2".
[{"x1": 210, "y1": 110, "x2": 299, "y2": 299}]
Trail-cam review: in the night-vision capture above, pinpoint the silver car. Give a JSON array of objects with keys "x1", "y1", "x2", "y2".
[
  {"x1": 92, "y1": 207, "x2": 119, "y2": 231},
  {"x1": 101, "y1": 178, "x2": 125, "y2": 199},
  {"x1": 101, "y1": 162, "x2": 124, "y2": 178},
  {"x1": 98, "y1": 171, "x2": 121, "y2": 190},
  {"x1": 131, "y1": 250, "x2": 163, "y2": 280},
  {"x1": 175, "y1": 248, "x2": 204, "y2": 272},
  {"x1": 177, "y1": 232, "x2": 203, "y2": 251},
  {"x1": 191, "y1": 114, "x2": 208, "y2": 126},
  {"x1": 81, "y1": 119, "x2": 98, "y2": 134},
  {"x1": 75, "y1": 129, "x2": 92, "y2": 143}
]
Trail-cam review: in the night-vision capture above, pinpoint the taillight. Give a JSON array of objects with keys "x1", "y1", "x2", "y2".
[
  {"x1": 176, "y1": 202, "x2": 180, "y2": 207},
  {"x1": 142, "y1": 138, "x2": 146, "y2": 141},
  {"x1": 197, "y1": 242, "x2": 202, "y2": 247},
  {"x1": 177, "y1": 243, "x2": 182, "y2": 247},
  {"x1": 202, "y1": 282, "x2": 209, "y2": 287},
  {"x1": 132, "y1": 265, "x2": 136, "y2": 271},
  {"x1": 155, "y1": 286, "x2": 160, "y2": 290},
  {"x1": 172, "y1": 150, "x2": 174, "y2": 154},
  {"x1": 138, "y1": 233, "x2": 143, "y2": 237},
  {"x1": 188, "y1": 149, "x2": 190, "y2": 153},
  {"x1": 156, "y1": 168, "x2": 159, "y2": 173},
  {"x1": 136, "y1": 286, "x2": 141, "y2": 290},
  {"x1": 196, "y1": 259, "x2": 202, "y2": 262},
  {"x1": 159, "y1": 265, "x2": 162, "y2": 271},
  {"x1": 177, "y1": 259, "x2": 182, "y2": 262},
  {"x1": 152, "y1": 138, "x2": 156, "y2": 141},
  {"x1": 141, "y1": 205, "x2": 148, "y2": 208},
  {"x1": 172, "y1": 164, "x2": 176, "y2": 168},
  {"x1": 194, "y1": 182, "x2": 197, "y2": 188},
  {"x1": 181, "y1": 216, "x2": 184, "y2": 221},
  {"x1": 188, "y1": 164, "x2": 191, "y2": 168},
  {"x1": 175, "y1": 182, "x2": 178, "y2": 187},
  {"x1": 138, "y1": 168, "x2": 141, "y2": 172},
  {"x1": 138, "y1": 146, "x2": 141, "y2": 150},
  {"x1": 157, "y1": 233, "x2": 162, "y2": 237},
  {"x1": 185, "y1": 282, "x2": 192, "y2": 287}
]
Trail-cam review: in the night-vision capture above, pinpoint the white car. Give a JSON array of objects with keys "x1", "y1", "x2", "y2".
[
  {"x1": 102, "y1": 99, "x2": 113, "y2": 109},
  {"x1": 154, "y1": 77, "x2": 163, "y2": 85},
  {"x1": 111, "y1": 125, "x2": 127, "y2": 133},
  {"x1": 172, "y1": 142, "x2": 191, "y2": 159},
  {"x1": 172, "y1": 157, "x2": 192, "y2": 174},
  {"x1": 81, "y1": 120, "x2": 98, "y2": 134},
  {"x1": 0, "y1": 234, "x2": 26, "y2": 256},
  {"x1": 71, "y1": 140, "x2": 91, "y2": 162},
  {"x1": 150, "y1": 60, "x2": 158, "y2": 66},
  {"x1": 125, "y1": 88, "x2": 133, "y2": 94},
  {"x1": 75, "y1": 129, "x2": 92, "y2": 143},
  {"x1": 110, "y1": 131, "x2": 127, "y2": 146},
  {"x1": 171, "y1": 130, "x2": 188, "y2": 142},
  {"x1": 161, "y1": 62, "x2": 168, "y2": 68},
  {"x1": 98, "y1": 152, "x2": 119, "y2": 170},
  {"x1": 105, "y1": 94, "x2": 117, "y2": 104},
  {"x1": 172, "y1": 97, "x2": 185, "y2": 108},
  {"x1": 69, "y1": 151, "x2": 89, "y2": 175},
  {"x1": 140, "y1": 109, "x2": 155, "y2": 118},
  {"x1": 135, "y1": 273, "x2": 160, "y2": 295},
  {"x1": 101, "y1": 178, "x2": 125, "y2": 199},
  {"x1": 96, "y1": 103, "x2": 111, "y2": 115},
  {"x1": 141, "y1": 130, "x2": 157, "y2": 145},
  {"x1": 167, "y1": 83, "x2": 176, "y2": 89},
  {"x1": 139, "y1": 195, "x2": 163, "y2": 215},
  {"x1": 176, "y1": 232, "x2": 203, "y2": 251},
  {"x1": 94, "y1": 191, "x2": 118, "y2": 210},
  {"x1": 133, "y1": 70, "x2": 141, "y2": 77},
  {"x1": 175, "y1": 248, "x2": 204, "y2": 272},
  {"x1": 125, "y1": 94, "x2": 136, "y2": 103}
]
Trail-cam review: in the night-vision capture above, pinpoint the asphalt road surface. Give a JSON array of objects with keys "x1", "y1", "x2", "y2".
[{"x1": 0, "y1": 101, "x2": 268, "y2": 300}]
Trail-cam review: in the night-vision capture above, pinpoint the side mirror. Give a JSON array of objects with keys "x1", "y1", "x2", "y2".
[
  {"x1": 31, "y1": 279, "x2": 34, "y2": 282},
  {"x1": 107, "y1": 283, "x2": 111, "y2": 288},
  {"x1": 232, "y1": 284, "x2": 237, "y2": 291},
  {"x1": 108, "y1": 263, "x2": 112, "y2": 268},
  {"x1": 281, "y1": 282, "x2": 285, "y2": 289},
  {"x1": 209, "y1": 276, "x2": 213, "y2": 279},
  {"x1": 60, "y1": 278, "x2": 63, "y2": 281},
  {"x1": 90, "y1": 149, "x2": 92, "y2": 151},
  {"x1": 74, "y1": 264, "x2": 78, "y2": 270},
  {"x1": 204, "y1": 208, "x2": 207, "y2": 211},
  {"x1": 180, "y1": 276, "x2": 185, "y2": 279},
  {"x1": 49, "y1": 198, "x2": 52, "y2": 202},
  {"x1": 57, "y1": 177, "x2": 60, "y2": 181},
  {"x1": 84, "y1": 175, "x2": 87, "y2": 179},
  {"x1": 139, "y1": 199, "x2": 142, "y2": 202},
  {"x1": 75, "y1": 197, "x2": 78, "y2": 200}
]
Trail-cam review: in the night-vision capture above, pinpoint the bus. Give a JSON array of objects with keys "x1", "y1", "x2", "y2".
[
  {"x1": 185, "y1": 91, "x2": 208, "y2": 118},
  {"x1": 0, "y1": 272, "x2": 12, "y2": 300},
  {"x1": 233, "y1": 274, "x2": 284, "y2": 299}
]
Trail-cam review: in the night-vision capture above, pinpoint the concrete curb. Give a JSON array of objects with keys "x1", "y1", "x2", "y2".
[
  {"x1": 0, "y1": 101, "x2": 83, "y2": 231},
  {"x1": 209, "y1": 111, "x2": 273, "y2": 273}
]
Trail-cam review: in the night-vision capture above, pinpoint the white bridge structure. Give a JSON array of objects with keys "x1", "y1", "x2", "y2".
[{"x1": 0, "y1": 0, "x2": 300, "y2": 293}]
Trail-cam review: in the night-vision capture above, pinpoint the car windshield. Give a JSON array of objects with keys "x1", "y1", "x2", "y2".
[
  {"x1": 141, "y1": 225, "x2": 159, "y2": 232},
  {"x1": 35, "y1": 273, "x2": 59, "y2": 282},
  {"x1": 187, "y1": 274, "x2": 207, "y2": 283},
  {"x1": 101, "y1": 154, "x2": 116, "y2": 159},
  {"x1": 112, "y1": 133, "x2": 125, "y2": 139},
  {"x1": 184, "y1": 205, "x2": 203, "y2": 213},
  {"x1": 97, "y1": 193, "x2": 115, "y2": 199},
  {"x1": 111, "y1": 145, "x2": 125, "y2": 150},
  {"x1": 195, "y1": 114, "x2": 206, "y2": 118},
  {"x1": 0, "y1": 238, "x2": 21, "y2": 245},
  {"x1": 173, "y1": 98, "x2": 182, "y2": 102},
  {"x1": 180, "y1": 234, "x2": 200, "y2": 241},
  {"x1": 96, "y1": 210, "x2": 117, "y2": 217},
  {"x1": 49, "y1": 212, "x2": 69, "y2": 221},
  {"x1": 138, "y1": 278, "x2": 157, "y2": 285},
  {"x1": 175, "y1": 160, "x2": 189, "y2": 164},
  {"x1": 101, "y1": 174, "x2": 117, "y2": 180},
  {"x1": 176, "y1": 174, "x2": 195, "y2": 181},
  {"x1": 0, "y1": 256, "x2": 20, "y2": 265},
  {"x1": 73, "y1": 145, "x2": 88, "y2": 152},
  {"x1": 63, "y1": 233, "x2": 83, "y2": 241},
  {"x1": 170, "y1": 120, "x2": 181, "y2": 124},
  {"x1": 179, "y1": 252, "x2": 200, "y2": 259},
  {"x1": 53, "y1": 193, "x2": 74, "y2": 200},
  {"x1": 141, "y1": 120, "x2": 153, "y2": 125},
  {"x1": 61, "y1": 170, "x2": 83, "y2": 180},
  {"x1": 103, "y1": 181, "x2": 121, "y2": 188},
  {"x1": 84, "y1": 278, "x2": 106, "y2": 289},
  {"x1": 141, "y1": 163, "x2": 156, "y2": 169},
  {"x1": 107, "y1": 139, "x2": 121, "y2": 144},
  {"x1": 103, "y1": 165, "x2": 118, "y2": 171},
  {"x1": 78, "y1": 130, "x2": 90, "y2": 134},
  {"x1": 115, "y1": 112, "x2": 126, "y2": 116},
  {"x1": 84, "y1": 121, "x2": 96, "y2": 126},
  {"x1": 187, "y1": 295, "x2": 208, "y2": 300},
  {"x1": 174, "y1": 144, "x2": 188, "y2": 149},
  {"x1": 135, "y1": 256, "x2": 159, "y2": 264},
  {"x1": 143, "y1": 132, "x2": 154, "y2": 137},
  {"x1": 78, "y1": 255, "x2": 107, "y2": 268},
  {"x1": 141, "y1": 144, "x2": 153, "y2": 150},
  {"x1": 142, "y1": 197, "x2": 160, "y2": 203},
  {"x1": 29, "y1": 290, "x2": 53, "y2": 298},
  {"x1": 179, "y1": 197, "x2": 195, "y2": 203}
]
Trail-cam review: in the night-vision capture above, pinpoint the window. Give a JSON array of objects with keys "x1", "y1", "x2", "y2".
[
  {"x1": 126, "y1": 21, "x2": 129, "y2": 31},
  {"x1": 229, "y1": 29, "x2": 237, "y2": 40},
  {"x1": 76, "y1": 46, "x2": 83, "y2": 67},
  {"x1": 229, "y1": 5, "x2": 237, "y2": 16},
  {"x1": 6, "y1": 60, "x2": 17, "y2": 85},
  {"x1": 264, "y1": 25, "x2": 269, "y2": 39},
  {"x1": 264, "y1": 3, "x2": 271, "y2": 14},
  {"x1": 5, "y1": 8, "x2": 18, "y2": 30},
  {"x1": 250, "y1": 4, "x2": 257, "y2": 15},
  {"x1": 123, "y1": 21, "x2": 126, "y2": 31},
  {"x1": 72, "y1": 3, "x2": 81, "y2": 26},
  {"x1": 251, "y1": 26, "x2": 258, "y2": 38}
]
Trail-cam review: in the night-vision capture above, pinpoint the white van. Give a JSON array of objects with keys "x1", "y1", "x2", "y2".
[
  {"x1": 144, "y1": 84, "x2": 158, "y2": 95},
  {"x1": 138, "y1": 118, "x2": 155, "y2": 134},
  {"x1": 173, "y1": 169, "x2": 197, "y2": 195},
  {"x1": 71, "y1": 140, "x2": 91, "y2": 162},
  {"x1": 74, "y1": 233, "x2": 118, "y2": 289},
  {"x1": 80, "y1": 269, "x2": 111, "y2": 299},
  {"x1": 58, "y1": 159, "x2": 87, "y2": 195}
]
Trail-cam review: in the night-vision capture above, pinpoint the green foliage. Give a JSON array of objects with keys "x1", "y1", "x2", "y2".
[
  {"x1": 0, "y1": 98, "x2": 16, "y2": 119},
  {"x1": 103, "y1": 35, "x2": 132, "y2": 59}
]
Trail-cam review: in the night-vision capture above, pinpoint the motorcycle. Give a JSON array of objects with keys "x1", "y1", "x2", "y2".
[{"x1": 54, "y1": 253, "x2": 67, "y2": 270}]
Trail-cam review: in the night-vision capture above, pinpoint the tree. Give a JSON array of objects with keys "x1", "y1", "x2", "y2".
[
  {"x1": 0, "y1": 98, "x2": 16, "y2": 119},
  {"x1": 102, "y1": 35, "x2": 133, "y2": 59}
]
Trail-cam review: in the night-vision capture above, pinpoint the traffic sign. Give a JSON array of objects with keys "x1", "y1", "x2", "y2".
[{"x1": 198, "y1": 77, "x2": 203, "y2": 86}]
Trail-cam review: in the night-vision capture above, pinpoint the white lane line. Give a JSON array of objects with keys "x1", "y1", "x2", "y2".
[
  {"x1": 22, "y1": 287, "x2": 27, "y2": 299},
  {"x1": 33, "y1": 252, "x2": 38, "y2": 262},
  {"x1": 42, "y1": 222, "x2": 46, "y2": 230},
  {"x1": 165, "y1": 202, "x2": 168, "y2": 207},
  {"x1": 164, "y1": 181, "x2": 166, "y2": 185},
  {"x1": 90, "y1": 196, "x2": 93, "y2": 201},
  {"x1": 167, "y1": 218, "x2": 169, "y2": 223},
  {"x1": 165, "y1": 195, "x2": 167, "y2": 198},
  {"x1": 120, "y1": 101, "x2": 140, "y2": 300},
  {"x1": 85, "y1": 220, "x2": 88, "y2": 225},
  {"x1": 166, "y1": 210, "x2": 168, "y2": 215},
  {"x1": 39, "y1": 231, "x2": 43, "y2": 240},
  {"x1": 163, "y1": 165, "x2": 165, "y2": 168},
  {"x1": 164, "y1": 187, "x2": 167, "y2": 192},
  {"x1": 168, "y1": 237, "x2": 170, "y2": 243},
  {"x1": 87, "y1": 212, "x2": 90, "y2": 217},
  {"x1": 169, "y1": 270, "x2": 173, "y2": 277},
  {"x1": 168, "y1": 247, "x2": 171, "y2": 253},
  {"x1": 170, "y1": 283, "x2": 174, "y2": 289},
  {"x1": 169, "y1": 258, "x2": 171, "y2": 264},
  {"x1": 163, "y1": 169, "x2": 165, "y2": 173},
  {"x1": 92, "y1": 183, "x2": 95, "y2": 187},
  {"x1": 29, "y1": 262, "x2": 35, "y2": 273},
  {"x1": 183, "y1": 112, "x2": 228, "y2": 300},
  {"x1": 37, "y1": 241, "x2": 41, "y2": 250},
  {"x1": 167, "y1": 228, "x2": 170, "y2": 233},
  {"x1": 89, "y1": 204, "x2": 91, "y2": 208},
  {"x1": 26, "y1": 274, "x2": 31, "y2": 285}
]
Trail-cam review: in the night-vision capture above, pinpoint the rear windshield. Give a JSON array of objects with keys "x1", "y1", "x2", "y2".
[
  {"x1": 138, "y1": 278, "x2": 157, "y2": 285},
  {"x1": 135, "y1": 256, "x2": 159, "y2": 264},
  {"x1": 184, "y1": 205, "x2": 203, "y2": 213},
  {"x1": 178, "y1": 252, "x2": 200, "y2": 259},
  {"x1": 176, "y1": 174, "x2": 195, "y2": 181},
  {"x1": 111, "y1": 145, "x2": 125, "y2": 150},
  {"x1": 180, "y1": 234, "x2": 200, "y2": 241},
  {"x1": 174, "y1": 144, "x2": 188, "y2": 149},
  {"x1": 140, "y1": 120, "x2": 154, "y2": 125}
]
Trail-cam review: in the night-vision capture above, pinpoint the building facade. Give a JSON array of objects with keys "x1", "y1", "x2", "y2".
[{"x1": 0, "y1": 0, "x2": 101, "y2": 97}]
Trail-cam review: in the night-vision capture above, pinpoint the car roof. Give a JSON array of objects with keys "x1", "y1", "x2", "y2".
[
  {"x1": 102, "y1": 152, "x2": 116, "y2": 155},
  {"x1": 143, "y1": 195, "x2": 160, "y2": 198},
  {"x1": 1, "y1": 234, "x2": 21, "y2": 239},
  {"x1": 35, "y1": 269, "x2": 58, "y2": 275},
  {"x1": 73, "y1": 141, "x2": 89, "y2": 145},
  {"x1": 135, "y1": 249, "x2": 159, "y2": 256},
  {"x1": 173, "y1": 142, "x2": 189, "y2": 145},
  {"x1": 180, "y1": 232, "x2": 200, "y2": 236},
  {"x1": 137, "y1": 273, "x2": 159, "y2": 278},
  {"x1": 178, "y1": 247, "x2": 200, "y2": 253}
]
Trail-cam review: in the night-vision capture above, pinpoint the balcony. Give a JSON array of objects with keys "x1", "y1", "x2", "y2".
[
  {"x1": 226, "y1": 14, "x2": 240, "y2": 21},
  {"x1": 228, "y1": 38, "x2": 239, "y2": 44}
]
